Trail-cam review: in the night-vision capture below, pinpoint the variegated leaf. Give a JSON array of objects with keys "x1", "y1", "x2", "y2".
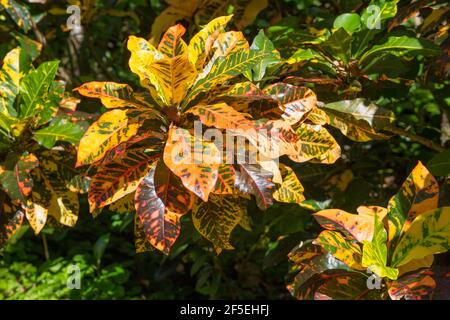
[
  {"x1": 134, "y1": 213, "x2": 155, "y2": 253},
  {"x1": 157, "y1": 24, "x2": 188, "y2": 58},
  {"x1": 387, "y1": 161, "x2": 439, "y2": 253},
  {"x1": 25, "y1": 202, "x2": 47, "y2": 235},
  {"x1": 314, "y1": 230, "x2": 363, "y2": 270},
  {"x1": 0, "y1": 48, "x2": 21, "y2": 117},
  {"x1": 288, "y1": 240, "x2": 324, "y2": 266},
  {"x1": 76, "y1": 109, "x2": 141, "y2": 167},
  {"x1": 135, "y1": 164, "x2": 181, "y2": 254},
  {"x1": 192, "y1": 194, "x2": 247, "y2": 253},
  {"x1": 0, "y1": 153, "x2": 39, "y2": 205},
  {"x1": 290, "y1": 124, "x2": 341, "y2": 164},
  {"x1": 127, "y1": 36, "x2": 164, "y2": 92},
  {"x1": 200, "y1": 31, "x2": 250, "y2": 77},
  {"x1": 0, "y1": 203, "x2": 24, "y2": 247},
  {"x1": 163, "y1": 126, "x2": 220, "y2": 202},
  {"x1": 188, "y1": 15, "x2": 232, "y2": 70},
  {"x1": 263, "y1": 83, "x2": 317, "y2": 125},
  {"x1": 392, "y1": 207, "x2": 450, "y2": 267},
  {"x1": 313, "y1": 209, "x2": 375, "y2": 242},
  {"x1": 388, "y1": 270, "x2": 436, "y2": 300},
  {"x1": 187, "y1": 102, "x2": 254, "y2": 130},
  {"x1": 398, "y1": 255, "x2": 434, "y2": 276},
  {"x1": 154, "y1": 159, "x2": 195, "y2": 215},
  {"x1": 145, "y1": 55, "x2": 197, "y2": 106},
  {"x1": 273, "y1": 164, "x2": 305, "y2": 204},
  {"x1": 183, "y1": 50, "x2": 270, "y2": 107},
  {"x1": 235, "y1": 163, "x2": 275, "y2": 210},
  {"x1": 74, "y1": 82, "x2": 157, "y2": 110},
  {"x1": 212, "y1": 164, "x2": 237, "y2": 195},
  {"x1": 109, "y1": 193, "x2": 135, "y2": 214},
  {"x1": 323, "y1": 99, "x2": 395, "y2": 142},
  {"x1": 89, "y1": 150, "x2": 156, "y2": 210}
]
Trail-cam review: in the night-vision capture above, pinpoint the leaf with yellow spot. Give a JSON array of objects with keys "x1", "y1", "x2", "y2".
[
  {"x1": 74, "y1": 82, "x2": 159, "y2": 111},
  {"x1": 188, "y1": 15, "x2": 232, "y2": 70},
  {"x1": 127, "y1": 36, "x2": 164, "y2": 92},
  {"x1": 387, "y1": 161, "x2": 440, "y2": 253},
  {"x1": 392, "y1": 206, "x2": 450, "y2": 267},
  {"x1": 313, "y1": 209, "x2": 374, "y2": 242},
  {"x1": 314, "y1": 230, "x2": 364, "y2": 270},
  {"x1": 273, "y1": 164, "x2": 305, "y2": 204},
  {"x1": 76, "y1": 109, "x2": 141, "y2": 167},
  {"x1": 163, "y1": 126, "x2": 220, "y2": 202},
  {"x1": 89, "y1": 149, "x2": 157, "y2": 210},
  {"x1": 263, "y1": 83, "x2": 317, "y2": 125},
  {"x1": 192, "y1": 194, "x2": 247, "y2": 253},
  {"x1": 0, "y1": 47, "x2": 21, "y2": 117},
  {"x1": 187, "y1": 102, "x2": 254, "y2": 130},
  {"x1": 145, "y1": 55, "x2": 197, "y2": 107},
  {"x1": 25, "y1": 201, "x2": 47, "y2": 235},
  {"x1": 0, "y1": 0, "x2": 33, "y2": 32},
  {"x1": 290, "y1": 123, "x2": 341, "y2": 164},
  {"x1": 109, "y1": 193, "x2": 135, "y2": 214},
  {"x1": 183, "y1": 49, "x2": 270, "y2": 107}
]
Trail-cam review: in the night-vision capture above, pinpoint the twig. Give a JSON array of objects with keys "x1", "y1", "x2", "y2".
[
  {"x1": 384, "y1": 124, "x2": 446, "y2": 153},
  {"x1": 42, "y1": 233, "x2": 50, "y2": 261}
]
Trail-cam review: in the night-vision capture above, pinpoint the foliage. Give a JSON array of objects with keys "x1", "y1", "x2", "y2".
[
  {"x1": 0, "y1": 0, "x2": 449, "y2": 300},
  {"x1": 287, "y1": 162, "x2": 450, "y2": 300},
  {"x1": 0, "y1": 43, "x2": 87, "y2": 246}
]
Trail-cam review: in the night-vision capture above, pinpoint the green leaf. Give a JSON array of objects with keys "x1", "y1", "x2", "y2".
[
  {"x1": 334, "y1": 13, "x2": 361, "y2": 33},
  {"x1": 392, "y1": 207, "x2": 450, "y2": 268},
  {"x1": 33, "y1": 117, "x2": 84, "y2": 148},
  {"x1": 353, "y1": 0, "x2": 399, "y2": 57},
  {"x1": 359, "y1": 36, "x2": 440, "y2": 68},
  {"x1": 321, "y1": 28, "x2": 352, "y2": 64},
  {"x1": 362, "y1": 214, "x2": 399, "y2": 280},
  {"x1": 245, "y1": 30, "x2": 281, "y2": 81},
  {"x1": 19, "y1": 61, "x2": 59, "y2": 119},
  {"x1": 93, "y1": 233, "x2": 110, "y2": 266},
  {"x1": 427, "y1": 149, "x2": 450, "y2": 177},
  {"x1": 287, "y1": 48, "x2": 326, "y2": 64},
  {"x1": 183, "y1": 50, "x2": 269, "y2": 108},
  {"x1": 0, "y1": 0, "x2": 33, "y2": 32},
  {"x1": 323, "y1": 99, "x2": 395, "y2": 142}
]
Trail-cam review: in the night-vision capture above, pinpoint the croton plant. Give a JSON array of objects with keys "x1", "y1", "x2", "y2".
[
  {"x1": 0, "y1": 42, "x2": 88, "y2": 245},
  {"x1": 287, "y1": 162, "x2": 450, "y2": 300},
  {"x1": 74, "y1": 15, "x2": 341, "y2": 254}
]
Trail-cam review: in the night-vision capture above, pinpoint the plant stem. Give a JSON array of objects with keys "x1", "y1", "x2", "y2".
[
  {"x1": 42, "y1": 234, "x2": 50, "y2": 261},
  {"x1": 384, "y1": 124, "x2": 446, "y2": 153}
]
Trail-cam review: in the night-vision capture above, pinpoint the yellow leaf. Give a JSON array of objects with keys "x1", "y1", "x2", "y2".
[
  {"x1": 76, "y1": 109, "x2": 141, "y2": 167},
  {"x1": 188, "y1": 15, "x2": 233, "y2": 70},
  {"x1": 273, "y1": 164, "x2": 305, "y2": 204}
]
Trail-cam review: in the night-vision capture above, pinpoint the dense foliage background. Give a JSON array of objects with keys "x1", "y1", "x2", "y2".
[{"x1": 0, "y1": 0, "x2": 449, "y2": 299}]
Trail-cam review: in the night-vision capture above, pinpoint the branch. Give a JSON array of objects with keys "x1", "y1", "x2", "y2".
[{"x1": 384, "y1": 124, "x2": 446, "y2": 153}]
